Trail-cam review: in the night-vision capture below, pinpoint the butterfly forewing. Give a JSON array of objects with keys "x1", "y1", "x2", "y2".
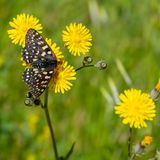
[
  {"x1": 22, "y1": 47, "x2": 39, "y2": 64},
  {"x1": 25, "y1": 29, "x2": 56, "y2": 60},
  {"x1": 21, "y1": 29, "x2": 57, "y2": 98}
]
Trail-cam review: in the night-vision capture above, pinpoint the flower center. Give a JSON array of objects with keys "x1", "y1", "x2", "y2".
[
  {"x1": 129, "y1": 100, "x2": 143, "y2": 117},
  {"x1": 71, "y1": 32, "x2": 82, "y2": 44}
]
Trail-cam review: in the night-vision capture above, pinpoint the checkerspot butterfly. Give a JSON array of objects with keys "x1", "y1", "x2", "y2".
[{"x1": 21, "y1": 29, "x2": 57, "y2": 98}]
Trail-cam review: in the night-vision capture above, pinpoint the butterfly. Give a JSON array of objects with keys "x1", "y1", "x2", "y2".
[{"x1": 21, "y1": 28, "x2": 57, "y2": 98}]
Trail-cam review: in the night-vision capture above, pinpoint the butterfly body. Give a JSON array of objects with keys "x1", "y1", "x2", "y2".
[
  {"x1": 32, "y1": 56, "x2": 57, "y2": 69},
  {"x1": 21, "y1": 29, "x2": 57, "y2": 98}
]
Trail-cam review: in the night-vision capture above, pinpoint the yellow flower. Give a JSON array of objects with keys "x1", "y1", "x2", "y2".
[
  {"x1": 37, "y1": 125, "x2": 50, "y2": 144},
  {"x1": 0, "y1": 55, "x2": 4, "y2": 67},
  {"x1": 8, "y1": 13, "x2": 43, "y2": 47},
  {"x1": 62, "y1": 23, "x2": 92, "y2": 56},
  {"x1": 49, "y1": 61, "x2": 76, "y2": 94},
  {"x1": 115, "y1": 88, "x2": 156, "y2": 128},
  {"x1": 28, "y1": 113, "x2": 39, "y2": 135},
  {"x1": 155, "y1": 79, "x2": 160, "y2": 92},
  {"x1": 45, "y1": 38, "x2": 64, "y2": 60},
  {"x1": 141, "y1": 135, "x2": 153, "y2": 147},
  {"x1": 150, "y1": 79, "x2": 160, "y2": 100},
  {"x1": 26, "y1": 154, "x2": 36, "y2": 160}
]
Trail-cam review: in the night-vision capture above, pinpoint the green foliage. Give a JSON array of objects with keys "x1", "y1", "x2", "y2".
[{"x1": 0, "y1": 0, "x2": 160, "y2": 159}]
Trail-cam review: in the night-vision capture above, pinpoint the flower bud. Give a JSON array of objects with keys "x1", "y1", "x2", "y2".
[
  {"x1": 95, "y1": 60, "x2": 107, "y2": 70},
  {"x1": 133, "y1": 136, "x2": 153, "y2": 157},
  {"x1": 24, "y1": 98, "x2": 34, "y2": 106},
  {"x1": 150, "y1": 88, "x2": 159, "y2": 100},
  {"x1": 150, "y1": 79, "x2": 160, "y2": 101},
  {"x1": 133, "y1": 143, "x2": 144, "y2": 155},
  {"x1": 140, "y1": 135, "x2": 152, "y2": 148},
  {"x1": 25, "y1": 92, "x2": 40, "y2": 106},
  {"x1": 33, "y1": 98, "x2": 41, "y2": 106},
  {"x1": 83, "y1": 56, "x2": 93, "y2": 65}
]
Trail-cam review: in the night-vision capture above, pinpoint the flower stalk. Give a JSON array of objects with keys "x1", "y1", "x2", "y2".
[
  {"x1": 128, "y1": 128, "x2": 133, "y2": 159},
  {"x1": 75, "y1": 64, "x2": 94, "y2": 72},
  {"x1": 41, "y1": 89, "x2": 75, "y2": 160},
  {"x1": 41, "y1": 88, "x2": 59, "y2": 160}
]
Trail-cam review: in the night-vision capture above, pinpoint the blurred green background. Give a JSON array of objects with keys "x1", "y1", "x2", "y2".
[{"x1": 1, "y1": 0, "x2": 160, "y2": 159}]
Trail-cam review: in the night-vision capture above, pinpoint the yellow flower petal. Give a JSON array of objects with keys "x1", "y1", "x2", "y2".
[{"x1": 45, "y1": 38, "x2": 64, "y2": 60}]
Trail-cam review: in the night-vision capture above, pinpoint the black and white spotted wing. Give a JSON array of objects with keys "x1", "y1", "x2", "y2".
[
  {"x1": 23, "y1": 68, "x2": 54, "y2": 97},
  {"x1": 21, "y1": 48, "x2": 36, "y2": 64},
  {"x1": 21, "y1": 28, "x2": 57, "y2": 98},
  {"x1": 22, "y1": 29, "x2": 56, "y2": 64}
]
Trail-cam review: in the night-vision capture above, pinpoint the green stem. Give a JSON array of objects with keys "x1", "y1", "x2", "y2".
[
  {"x1": 42, "y1": 88, "x2": 59, "y2": 160},
  {"x1": 75, "y1": 64, "x2": 94, "y2": 72},
  {"x1": 128, "y1": 128, "x2": 133, "y2": 159}
]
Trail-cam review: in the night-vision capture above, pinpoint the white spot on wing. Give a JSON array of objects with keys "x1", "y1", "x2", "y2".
[
  {"x1": 41, "y1": 81, "x2": 47, "y2": 84},
  {"x1": 42, "y1": 45, "x2": 48, "y2": 50},
  {"x1": 47, "y1": 51, "x2": 52, "y2": 54},
  {"x1": 49, "y1": 71, "x2": 53, "y2": 74},
  {"x1": 43, "y1": 71, "x2": 48, "y2": 75},
  {"x1": 45, "y1": 76, "x2": 50, "y2": 79},
  {"x1": 41, "y1": 52, "x2": 46, "y2": 56},
  {"x1": 38, "y1": 41, "x2": 42, "y2": 45}
]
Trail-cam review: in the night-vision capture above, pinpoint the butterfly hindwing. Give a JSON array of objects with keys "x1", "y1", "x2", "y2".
[{"x1": 22, "y1": 67, "x2": 54, "y2": 97}]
